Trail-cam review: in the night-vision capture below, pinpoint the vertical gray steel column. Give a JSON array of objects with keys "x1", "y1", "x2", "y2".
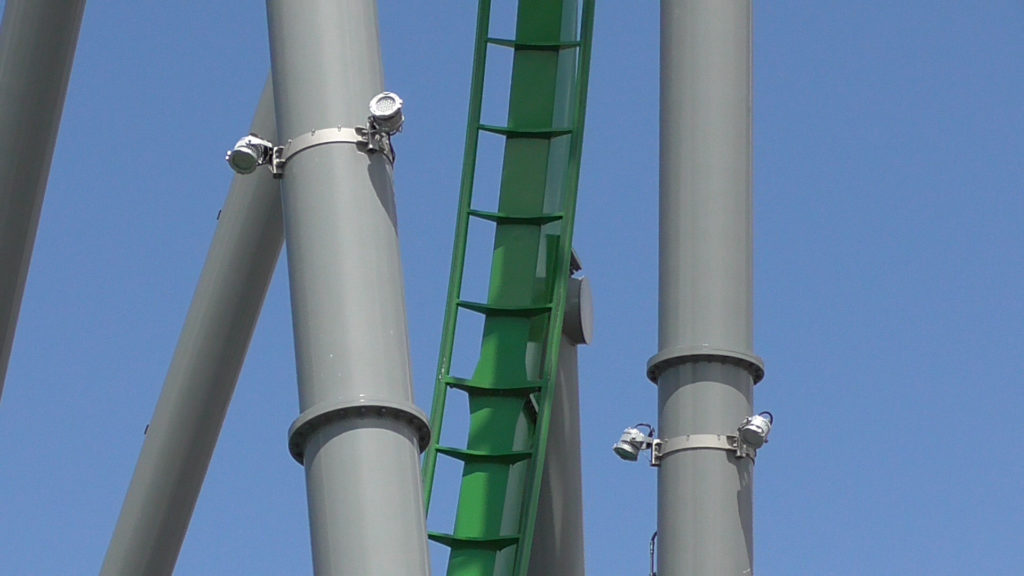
[
  {"x1": 648, "y1": 2, "x2": 764, "y2": 576},
  {"x1": 527, "y1": 337, "x2": 586, "y2": 576},
  {"x1": 0, "y1": 0, "x2": 86, "y2": 400},
  {"x1": 100, "y1": 82, "x2": 283, "y2": 576},
  {"x1": 265, "y1": 2, "x2": 431, "y2": 575},
  {"x1": 528, "y1": 275, "x2": 592, "y2": 576}
]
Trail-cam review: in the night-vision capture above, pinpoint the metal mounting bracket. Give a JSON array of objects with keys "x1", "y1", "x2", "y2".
[
  {"x1": 270, "y1": 119, "x2": 394, "y2": 178},
  {"x1": 650, "y1": 433, "x2": 756, "y2": 466}
]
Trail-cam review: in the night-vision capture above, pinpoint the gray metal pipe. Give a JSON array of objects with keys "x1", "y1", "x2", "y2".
[
  {"x1": 0, "y1": 0, "x2": 86, "y2": 400},
  {"x1": 650, "y1": 2, "x2": 763, "y2": 575},
  {"x1": 528, "y1": 275, "x2": 592, "y2": 576},
  {"x1": 100, "y1": 82, "x2": 283, "y2": 576},
  {"x1": 265, "y1": 2, "x2": 430, "y2": 574},
  {"x1": 527, "y1": 336, "x2": 586, "y2": 576}
]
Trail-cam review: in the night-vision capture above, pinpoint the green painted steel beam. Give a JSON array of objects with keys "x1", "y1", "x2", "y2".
[
  {"x1": 422, "y1": 0, "x2": 595, "y2": 574},
  {"x1": 447, "y1": 1, "x2": 576, "y2": 570}
]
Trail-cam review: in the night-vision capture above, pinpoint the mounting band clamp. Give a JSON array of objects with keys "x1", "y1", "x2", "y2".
[
  {"x1": 270, "y1": 120, "x2": 394, "y2": 178},
  {"x1": 287, "y1": 397, "x2": 431, "y2": 464},
  {"x1": 650, "y1": 433, "x2": 756, "y2": 466}
]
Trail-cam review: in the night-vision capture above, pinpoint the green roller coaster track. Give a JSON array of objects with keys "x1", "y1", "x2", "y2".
[{"x1": 421, "y1": 0, "x2": 595, "y2": 574}]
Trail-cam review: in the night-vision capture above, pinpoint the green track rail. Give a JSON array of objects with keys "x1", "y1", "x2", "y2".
[{"x1": 421, "y1": 1, "x2": 595, "y2": 575}]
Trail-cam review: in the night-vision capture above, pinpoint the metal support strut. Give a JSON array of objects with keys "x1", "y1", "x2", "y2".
[
  {"x1": 0, "y1": 0, "x2": 86, "y2": 399},
  {"x1": 654, "y1": 2, "x2": 765, "y2": 575},
  {"x1": 100, "y1": 81, "x2": 283, "y2": 576},
  {"x1": 265, "y1": 2, "x2": 430, "y2": 574}
]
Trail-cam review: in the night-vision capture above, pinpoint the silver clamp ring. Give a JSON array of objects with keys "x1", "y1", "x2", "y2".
[
  {"x1": 274, "y1": 126, "x2": 365, "y2": 173},
  {"x1": 651, "y1": 433, "x2": 756, "y2": 466},
  {"x1": 270, "y1": 122, "x2": 393, "y2": 178}
]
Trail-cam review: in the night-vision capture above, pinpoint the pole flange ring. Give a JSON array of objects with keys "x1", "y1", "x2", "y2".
[
  {"x1": 647, "y1": 345, "x2": 765, "y2": 384},
  {"x1": 288, "y1": 397, "x2": 431, "y2": 464}
]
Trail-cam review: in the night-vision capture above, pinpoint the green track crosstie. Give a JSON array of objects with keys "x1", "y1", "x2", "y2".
[{"x1": 421, "y1": 1, "x2": 595, "y2": 575}]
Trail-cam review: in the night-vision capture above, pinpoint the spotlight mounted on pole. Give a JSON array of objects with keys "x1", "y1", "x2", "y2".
[
  {"x1": 368, "y1": 91, "x2": 404, "y2": 134},
  {"x1": 612, "y1": 423, "x2": 655, "y2": 462},
  {"x1": 738, "y1": 411, "x2": 773, "y2": 449},
  {"x1": 224, "y1": 91, "x2": 408, "y2": 177},
  {"x1": 225, "y1": 134, "x2": 274, "y2": 174}
]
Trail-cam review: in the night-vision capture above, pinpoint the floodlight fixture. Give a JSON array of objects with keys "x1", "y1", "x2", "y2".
[
  {"x1": 225, "y1": 95, "x2": 405, "y2": 177},
  {"x1": 613, "y1": 423, "x2": 655, "y2": 462},
  {"x1": 738, "y1": 411, "x2": 773, "y2": 449},
  {"x1": 368, "y1": 91, "x2": 404, "y2": 134},
  {"x1": 226, "y1": 134, "x2": 274, "y2": 174}
]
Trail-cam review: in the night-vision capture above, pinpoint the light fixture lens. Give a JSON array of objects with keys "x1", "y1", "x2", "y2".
[
  {"x1": 227, "y1": 146, "x2": 260, "y2": 174},
  {"x1": 738, "y1": 414, "x2": 772, "y2": 448},
  {"x1": 612, "y1": 427, "x2": 649, "y2": 461},
  {"x1": 613, "y1": 440, "x2": 640, "y2": 461},
  {"x1": 371, "y1": 94, "x2": 398, "y2": 115},
  {"x1": 226, "y1": 135, "x2": 273, "y2": 175},
  {"x1": 369, "y1": 91, "x2": 405, "y2": 133}
]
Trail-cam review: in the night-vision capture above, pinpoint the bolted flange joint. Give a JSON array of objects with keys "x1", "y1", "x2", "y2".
[
  {"x1": 647, "y1": 345, "x2": 765, "y2": 385},
  {"x1": 288, "y1": 397, "x2": 431, "y2": 464}
]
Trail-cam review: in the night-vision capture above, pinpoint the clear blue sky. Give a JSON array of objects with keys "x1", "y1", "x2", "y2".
[{"x1": 1, "y1": 2, "x2": 1022, "y2": 574}]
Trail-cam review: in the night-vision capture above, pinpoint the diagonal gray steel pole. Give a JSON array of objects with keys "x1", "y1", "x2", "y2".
[
  {"x1": 0, "y1": 0, "x2": 86, "y2": 401},
  {"x1": 650, "y1": 2, "x2": 764, "y2": 575},
  {"x1": 265, "y1": 2, "x2": 431, "y2": 574},
  {"x1": 100, "y1": 82, "x2": 283, "y2": 576}
]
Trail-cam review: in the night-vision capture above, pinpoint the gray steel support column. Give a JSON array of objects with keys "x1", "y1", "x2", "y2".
[
  {"x1": 265, "y1": 2, "x2": 430, "y2": 575},
  {"x1": 527, "y1": 336, "x2": 586, "y2": 576},
  {"x1": 0, "y1": 0, "x2": 85, "y2": 400},
  {"x1": 100, "y1": 82, "x2": 283, "y2": 576},
  {"x1": 650, "y1": 2, "x2": 763, "y2": 576}
]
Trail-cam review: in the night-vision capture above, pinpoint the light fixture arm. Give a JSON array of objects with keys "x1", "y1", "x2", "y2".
[
  {"x1": 634, "y1": 422, "x2": 655, "y2": 439},
  {"x1": 649, "y1": 530, "x2": 658, "y2": 576}
]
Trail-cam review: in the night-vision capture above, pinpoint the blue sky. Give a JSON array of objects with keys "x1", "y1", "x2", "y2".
[{"x1": 1, "y1": 2, "x2": 1022, "y2": 575}]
